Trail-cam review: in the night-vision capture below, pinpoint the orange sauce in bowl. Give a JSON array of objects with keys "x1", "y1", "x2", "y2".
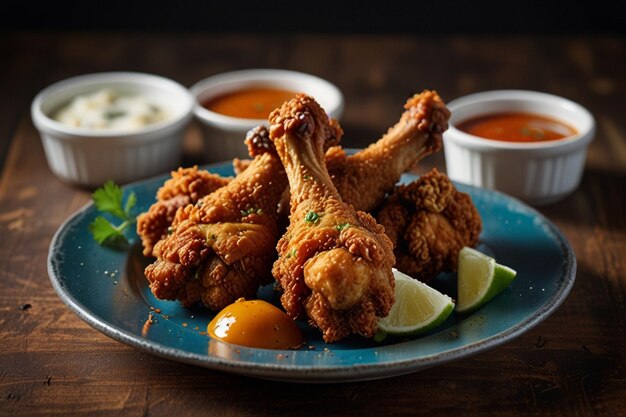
[
  {"x1": 202, "y1": 88, "x2": 297, "y2": 119},
  {"x1": 457, "y1": 112, "x2": 577, "y2": 143},
  {"x1": 207, "y1": 298, "x2": 303, "y2": 349}
]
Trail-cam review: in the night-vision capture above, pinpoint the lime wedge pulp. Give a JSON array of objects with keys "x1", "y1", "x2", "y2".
[
  {"x1": 377, "y1": 269, "x2": 455, "y2": 338},
  {"x1": 456, "y1": 247, "x2": 517, "y2": 314}
]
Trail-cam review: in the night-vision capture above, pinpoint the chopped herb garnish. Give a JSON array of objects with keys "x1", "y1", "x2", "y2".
[
  {"x1": 167, "y1": 226, "x2": 174, "y2": 235},
  {"x1": 104, "y1": 110, "x2": 127, "y2": 120},
  {"x1": 286, "y1": 248, "x2": 297, "y2": 258},
  {"x1": 240, "y1": 207, "x2": 261, "y2": 216},
  {"x1": 335, "y1": 223, "x2": 351, "y2": 231},
  {"x1": 520, "y1": 127, "x2": 531, "y2": 137},
  {"x1": 305, "y1": 211, "x2": 320, "y2": 223},
  {"x1": 88, "y1": 181, "x2": 136, "y2": 247},
  {"x1": 521, "y1": 127, "x2": 545, "y2": 140},
  {"x1": 303, "y1": 174, "x2": 311, "y2": 181}
]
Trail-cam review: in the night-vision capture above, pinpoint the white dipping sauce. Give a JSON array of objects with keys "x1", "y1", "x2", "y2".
[{"x1": 53, "y1": 89, "x2": 168, "y2": 130}]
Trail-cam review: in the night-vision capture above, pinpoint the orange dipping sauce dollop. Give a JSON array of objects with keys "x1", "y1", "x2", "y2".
[
  {"x1": 457, "y1": 112, "x2": 577, "y2": 143},
  {"x1": 207, "y1": 298, "x2": 303, "y2": 349}
]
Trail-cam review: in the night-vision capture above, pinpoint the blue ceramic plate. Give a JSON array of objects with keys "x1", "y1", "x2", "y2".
[{"x1": 48, "y1": 162, "x2": 576, "y2": 383}]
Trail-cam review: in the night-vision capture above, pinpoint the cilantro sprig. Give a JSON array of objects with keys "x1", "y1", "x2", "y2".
[{"x1": 88, "y1": 181, "x2": 136, "y2": 247}]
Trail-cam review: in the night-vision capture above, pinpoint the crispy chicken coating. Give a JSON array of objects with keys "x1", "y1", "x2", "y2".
[
  {"x1": 376, "y1": 168, "x2": 482, "y2": 282},
  {"x1": 327, "y1": 90, "x2": 449, "y2": 212},
  {"x1": 144, "y1": 127, "x2": 288, "y2": 310},
  {"x1": 232, "y1": 158, "x2": 252, "y2": 176},
  {"x1": 269, "y1": 94, "x2": 395, "y2": 342},
  {"x1": 136, "y1": 166, "x2": 231, "y2": 256},
  {"x1": 137, "y1": 117, "x2": 343, "y2": 258}
]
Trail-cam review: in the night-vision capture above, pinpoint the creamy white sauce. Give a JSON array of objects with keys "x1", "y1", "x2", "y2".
[{"x1": 53, "y1": 89, "x2": 168, "y2": 130}]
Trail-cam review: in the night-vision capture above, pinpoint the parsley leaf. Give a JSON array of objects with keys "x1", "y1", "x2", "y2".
[
  {"x1": 88, "y1": 181, "x2": 136, "y2": 248},
  {"x1": 124, "y1": 191, "x2": 137, "y2": 217},
  {"x1": 88, "y1": 216, "x2": 126, "y2": 245},
  {"x1": 92, "y1": 181, "x2": 126, "y2": 219}
]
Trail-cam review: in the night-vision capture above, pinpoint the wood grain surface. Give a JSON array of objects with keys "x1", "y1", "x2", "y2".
[{"x1": 0, "y1": 33, "x2": 624, "y2": 417}]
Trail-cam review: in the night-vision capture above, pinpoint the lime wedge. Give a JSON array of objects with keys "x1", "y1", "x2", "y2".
[
  {"x1": 456, "y1": 247, "x2": 517, "y2": 314},
  {"x1": 377, "y1": 269, "x2": 455, "y2": 338}
]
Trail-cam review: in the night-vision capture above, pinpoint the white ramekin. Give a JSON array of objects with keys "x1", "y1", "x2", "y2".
[
  {"x1": 443, "y1": 90, "x2": 595, "y2": 205},
  {"x1": 31, "y1": 72, "x2": 195, "y2": 187},
  {"x1": 190, "y1": 69, "x2": 344, "y2": 161}
]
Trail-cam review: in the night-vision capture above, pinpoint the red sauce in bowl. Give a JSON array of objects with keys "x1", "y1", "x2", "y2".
[
  {"x1": 202, "y1": 88, "x2": 297, "y2": 119},
  {"x1": 457, "y1": 112, "x2": 577, "y2": 143}
]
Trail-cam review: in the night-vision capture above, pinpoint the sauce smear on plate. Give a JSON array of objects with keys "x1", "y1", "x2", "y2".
[
  {"x1": 203, "y1": 88, "x2": 297, "y2": 119},
  {"x1": 208, "y1": 298, "x2": 303, "y2": 349},
  {"x1": 457, "y1": 112, "x2": 577, "y2": 143}
]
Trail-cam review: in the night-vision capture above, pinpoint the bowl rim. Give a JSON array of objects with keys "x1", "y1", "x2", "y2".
[
  {"x1": 189, "y1": 68, "x2": 344, "y2": 129},
  {"x1": 444, "y1": 89, "x2": 595, "y2": 151},
  {"x1": 31, "y1": 71, "x2": 195, "y2": 139}
]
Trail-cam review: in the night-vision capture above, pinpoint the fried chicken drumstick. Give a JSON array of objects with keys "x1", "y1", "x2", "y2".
[
  {"x1": 269, "y1": 94, "x2": 395, "y2": 342},
  {"x1": 136, "y1": 167, "x2": 231, "y2": 257},
  {"x1": 144, "y1": 127, "x2": 288, "y2": 310},
  {"x1": 327, "y1": 90, "x2": 449, "y2": 212},
  {"x1": 377, "y1": 168, "x2": 482, "y2": 283}
]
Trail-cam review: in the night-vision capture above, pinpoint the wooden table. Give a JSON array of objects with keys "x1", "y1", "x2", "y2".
[{"x1": 1, "y1": 33, "x2": 624, "y2": 416}]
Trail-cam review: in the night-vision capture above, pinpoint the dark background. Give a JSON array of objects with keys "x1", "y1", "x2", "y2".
[{"x1": 3, "y1": 0, "x2": 625, "y2": 34}]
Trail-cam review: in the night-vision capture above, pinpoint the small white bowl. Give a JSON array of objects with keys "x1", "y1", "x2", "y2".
[
  {"x1": 32, "y1": 72, "x2": 194, "y2": 187},
  {"x1": 443, "y1": 90, "x2": 595, "y2": 205},
  {"x1": 190, "y1": 69, "x2": 344, "y2": 161}
]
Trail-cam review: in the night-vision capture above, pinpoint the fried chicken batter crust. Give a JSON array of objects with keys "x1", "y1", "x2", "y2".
[
  {"x1": 270, "y1": 94, "x2": 395, "y2": 342},
  {"x1": 136, "y1": 166, "x2": 231, "y2": 256},
  {"x1": 377, "y1": 168, "x2": 482, "y2": 282},
  {"x1": 144, "y1": 129, "x2": 288, "y2": 310},
  {"x1": 327, "y1": 90, "x2": 450, "y2": 212}
]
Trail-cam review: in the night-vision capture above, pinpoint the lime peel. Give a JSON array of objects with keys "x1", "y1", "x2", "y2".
[
  {"x1": 456, "y1": 247, "x2": 517, "y2": 314},
  {"x1": 377, "y1": 269, "x2": 455, "y2": 338}
]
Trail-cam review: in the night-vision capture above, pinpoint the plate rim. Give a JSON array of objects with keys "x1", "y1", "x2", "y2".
[{"x1": 47, "y1": 166, "x2": 577, "y2": 383}]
